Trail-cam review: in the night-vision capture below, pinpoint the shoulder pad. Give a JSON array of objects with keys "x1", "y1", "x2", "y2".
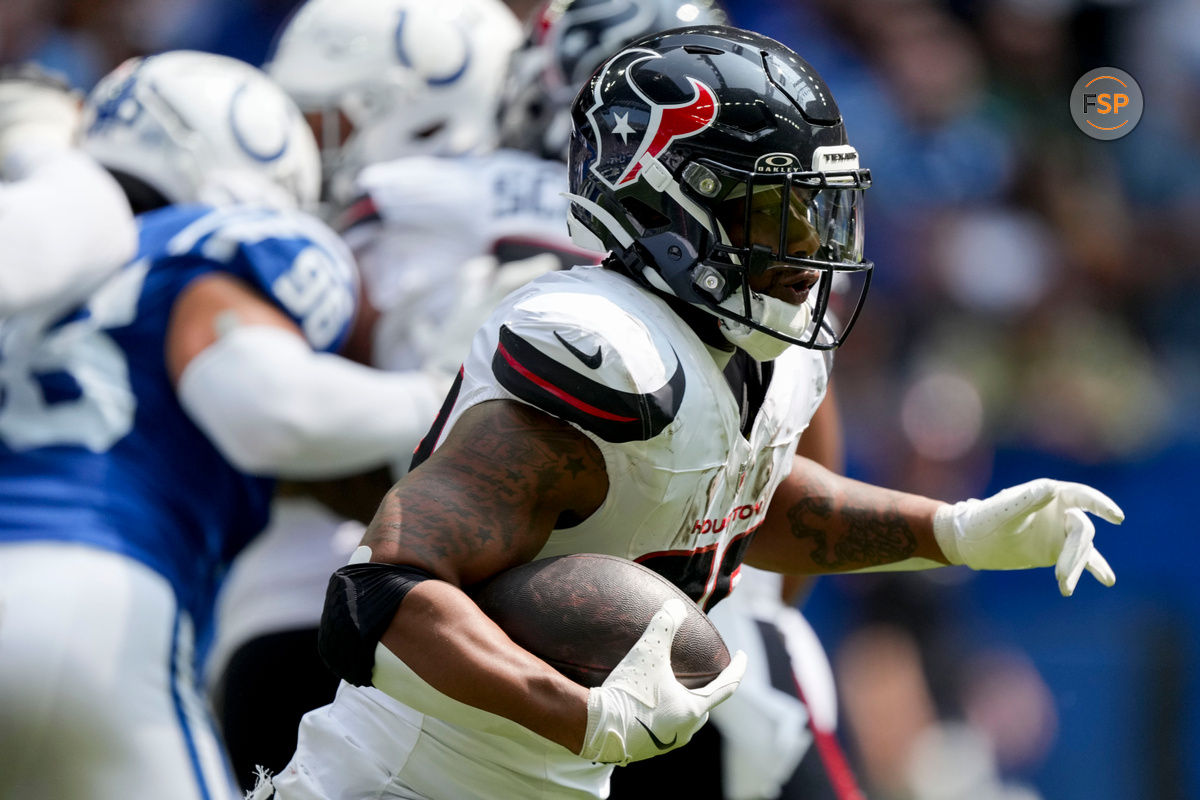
[{"x1": 490, "y1": 275, "x2": 686, "y2": 443}]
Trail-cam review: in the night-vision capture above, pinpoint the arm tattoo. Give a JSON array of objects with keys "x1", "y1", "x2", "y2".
[
  {"x1": 786, "y1": 476, "x2": 918, "y2": 570},
  {"x1": 362, "y1": 402, "x2": 606, "y2": 580}
]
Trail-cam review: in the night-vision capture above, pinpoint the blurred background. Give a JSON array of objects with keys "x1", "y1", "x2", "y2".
[{"x1": 3, "y1": 0, "x2": 1196, "y2": 797}]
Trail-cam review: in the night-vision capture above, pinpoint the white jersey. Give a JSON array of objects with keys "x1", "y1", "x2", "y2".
[
  {"x1": 344, "y1": 148, "x2": 596, "y2": 371},
  {"x1": 435, "y1": 265, "x2": 829, "y2": 607},
  {"x1": 280, "y1": 265, "x2": 832, "y2": 800},
  {"x1": 706, "y1": 567, "x2": 842, "y2": 800}
]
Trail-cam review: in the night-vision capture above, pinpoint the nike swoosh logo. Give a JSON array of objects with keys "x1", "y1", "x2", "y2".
[
  {"x1": 554, "y1": 330, "x2": 602, "y2": 369},
  {"x1": 636, "y1": 718, "x2": 678, "y2": 750}
]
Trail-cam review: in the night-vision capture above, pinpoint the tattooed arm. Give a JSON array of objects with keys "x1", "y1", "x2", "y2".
[
  {"x1": 781, "y1": 382, "x2": 843, "y2": 605},
  {"x1": 364, "y1": 399, "x2": 609, "y2": 752},
  {"x1": 746, "y1": 454, "x2": 950, "y2": 574}
]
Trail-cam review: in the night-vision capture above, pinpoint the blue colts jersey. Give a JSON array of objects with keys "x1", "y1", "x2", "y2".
[{"x1": 0, "y1": 204, "x2": 357, "y2": 654}]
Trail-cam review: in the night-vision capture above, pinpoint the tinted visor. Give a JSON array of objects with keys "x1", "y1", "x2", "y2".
[
  {"x1": 707, "y1": 168, "x2": 868, "y2": 275},
  {"x1": 681, "y1": 159, "x2": 873, "y2": 350}
]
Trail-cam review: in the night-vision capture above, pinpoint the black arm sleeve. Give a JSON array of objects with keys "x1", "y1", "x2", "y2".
[{"x1": 318, "y1": 562, "x2": 438, "y2": 686}]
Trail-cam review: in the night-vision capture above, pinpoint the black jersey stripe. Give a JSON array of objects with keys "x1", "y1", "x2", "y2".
[
  {"x1": 408, "y1": 367, "x2": 464, "y2": 472},
  {"x1": 491, "y1": 235, "x2": 602, "y2": 270},
  {"x1": 492, "y1": 324, "x2": 684, "y2": 443}
]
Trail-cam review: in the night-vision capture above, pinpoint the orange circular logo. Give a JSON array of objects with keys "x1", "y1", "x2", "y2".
[{"x1": 1070, "y1": 68, "x2": 1143, "y2": 140}]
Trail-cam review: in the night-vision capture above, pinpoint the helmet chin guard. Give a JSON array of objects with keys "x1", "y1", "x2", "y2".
[
  {"x1": 567, "y1": 26, "x2": 874, "y2": 356},
  {"x1": 716, "y1": 291, "x2": 813, "y2": 361}
]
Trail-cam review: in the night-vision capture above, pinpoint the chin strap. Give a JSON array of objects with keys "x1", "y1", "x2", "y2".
[{"x1": 715, "y1": 290, "x2": 813, "y2": 362}]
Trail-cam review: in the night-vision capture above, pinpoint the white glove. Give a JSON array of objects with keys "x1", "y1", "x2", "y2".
[
  {"x1": 0, "y1": 70, "x2": 80, "y2": 176},
  {"x1": 579, "y1": 598, "x2": 747, "y2": 765},
  {"x1": 933, "y1": 478, "x2": 1124, "y2": 597}
]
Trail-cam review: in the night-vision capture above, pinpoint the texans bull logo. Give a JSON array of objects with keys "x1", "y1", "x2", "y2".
[{"x1": 584, "y1": 47, "x2": 719, "y2": 190}]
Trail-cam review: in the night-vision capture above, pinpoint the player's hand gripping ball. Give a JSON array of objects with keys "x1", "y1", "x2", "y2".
[{"x1": 472, "y1": 553, "x2": 730, "y2": 688}]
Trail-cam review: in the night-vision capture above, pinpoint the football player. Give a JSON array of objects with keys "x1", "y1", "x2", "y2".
[
  {"x1": 219, "y1": 1, "x2": 745, "y2": 788},
  {"x1": 214, "y1": 18, "x2": 728, "y2": 789},
  {"x1": 0, "y1": 51, "x2": 451, "y2": 800},
  {"x1": 501, "y1": 3, "x2": 864, "y2": 798},
  {"x1": 0, "y1": 64, "x2": 136, "y2": 317},
  {"x1": 258, "y1": 26, "x2": 1123, "y2": 800}
]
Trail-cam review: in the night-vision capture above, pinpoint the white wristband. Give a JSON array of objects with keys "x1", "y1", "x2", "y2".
[{"x1": 932, "y1": 503, "x2": 964, "y2": 566}]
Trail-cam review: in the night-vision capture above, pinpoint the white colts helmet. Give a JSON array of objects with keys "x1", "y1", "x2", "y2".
[
  {"x1": 266, "y1": 0, "x2": 522, "y2": 203},
  {"x1": 81, "y1": 51, "x2": 321, "y2": 212}
]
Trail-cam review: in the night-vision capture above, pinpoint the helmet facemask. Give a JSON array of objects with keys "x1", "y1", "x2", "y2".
[
  {"x1": 498, "y1": 0, "x2": 731, "y2": 162},
  {"x1": 497, "y1": 34, "x2": 576, "y2": 160},
  {"x1": 588, "y1": 151, "x2": 872, "y2": 357},
  {"x1": 304, "y1": 78, "x2": 429, "y2": 202},
  {"x1": 680, "y1": 152, "x2": 873, "y2": 355}
]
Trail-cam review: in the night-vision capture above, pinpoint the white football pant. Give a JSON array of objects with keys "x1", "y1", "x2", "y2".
[{"x1": 0, "y1": 541, "x2": 239, "y2": 800}]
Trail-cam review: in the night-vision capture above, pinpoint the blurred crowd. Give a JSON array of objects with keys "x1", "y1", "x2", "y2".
[
  {"x1": 3, "y1": 0, "x2": 1197, "y2": 798},
  {"x1": 726, "y1": 3, "x2": 1200, "y2": 800},
  {"x1": 721, "y1": 0, "x2": 1198, "y2": 489},
  {"x1": 721, "y1": 4, "x2": 1200, "y2": 800}
]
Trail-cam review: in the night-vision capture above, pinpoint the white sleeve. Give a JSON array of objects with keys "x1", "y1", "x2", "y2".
[
  {"x1": 0, "y1": 149, "x2": 137, "y2": 315},
  {"x1": 177, "y1": 324, "x2": 448, "y2": 479}
]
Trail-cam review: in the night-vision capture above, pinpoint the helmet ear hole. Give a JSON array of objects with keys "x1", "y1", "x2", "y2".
[
  {"x1": 414, "y1": 121, "x2": 445, "y2": 139},
  {"x1": 108, "y1": 169, "x2": 171, "y2": 215},
  {"x1": 619, "y1": 196, "x2": 670, "y2": 232}
]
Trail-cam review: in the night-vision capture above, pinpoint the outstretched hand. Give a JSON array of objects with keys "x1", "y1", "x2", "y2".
[
  {"x1": 579, "y1": 599, "x2": 746, "y2": 765},
  {"x1": 933, "y1": 478, "x2": 1124, "y2": 596}
]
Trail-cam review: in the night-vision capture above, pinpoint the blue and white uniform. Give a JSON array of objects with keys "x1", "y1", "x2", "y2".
[{"x1": 0, "y1": 203, "x2": 356, "y2": 800}]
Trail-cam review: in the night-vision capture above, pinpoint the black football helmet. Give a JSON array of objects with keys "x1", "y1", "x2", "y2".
[
  {"x1": 567, "y1": 26, "x2": 873, "y2": 355},
  {"x1": 498, "y1": 0, "x2": 729, "y2": 161}
]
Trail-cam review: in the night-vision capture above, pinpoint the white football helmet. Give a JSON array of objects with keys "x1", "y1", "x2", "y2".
[
  {"x1": 266, "y1": 0, "x2": 522, "y2": 203},
  {"x1": 80, "y1": 51, "x2": 320, "y2": 212}
]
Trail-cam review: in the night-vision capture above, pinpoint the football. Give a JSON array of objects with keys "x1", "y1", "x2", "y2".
[{"x1": 471, "y1": 553, "x2": 730, "y2": 688}]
